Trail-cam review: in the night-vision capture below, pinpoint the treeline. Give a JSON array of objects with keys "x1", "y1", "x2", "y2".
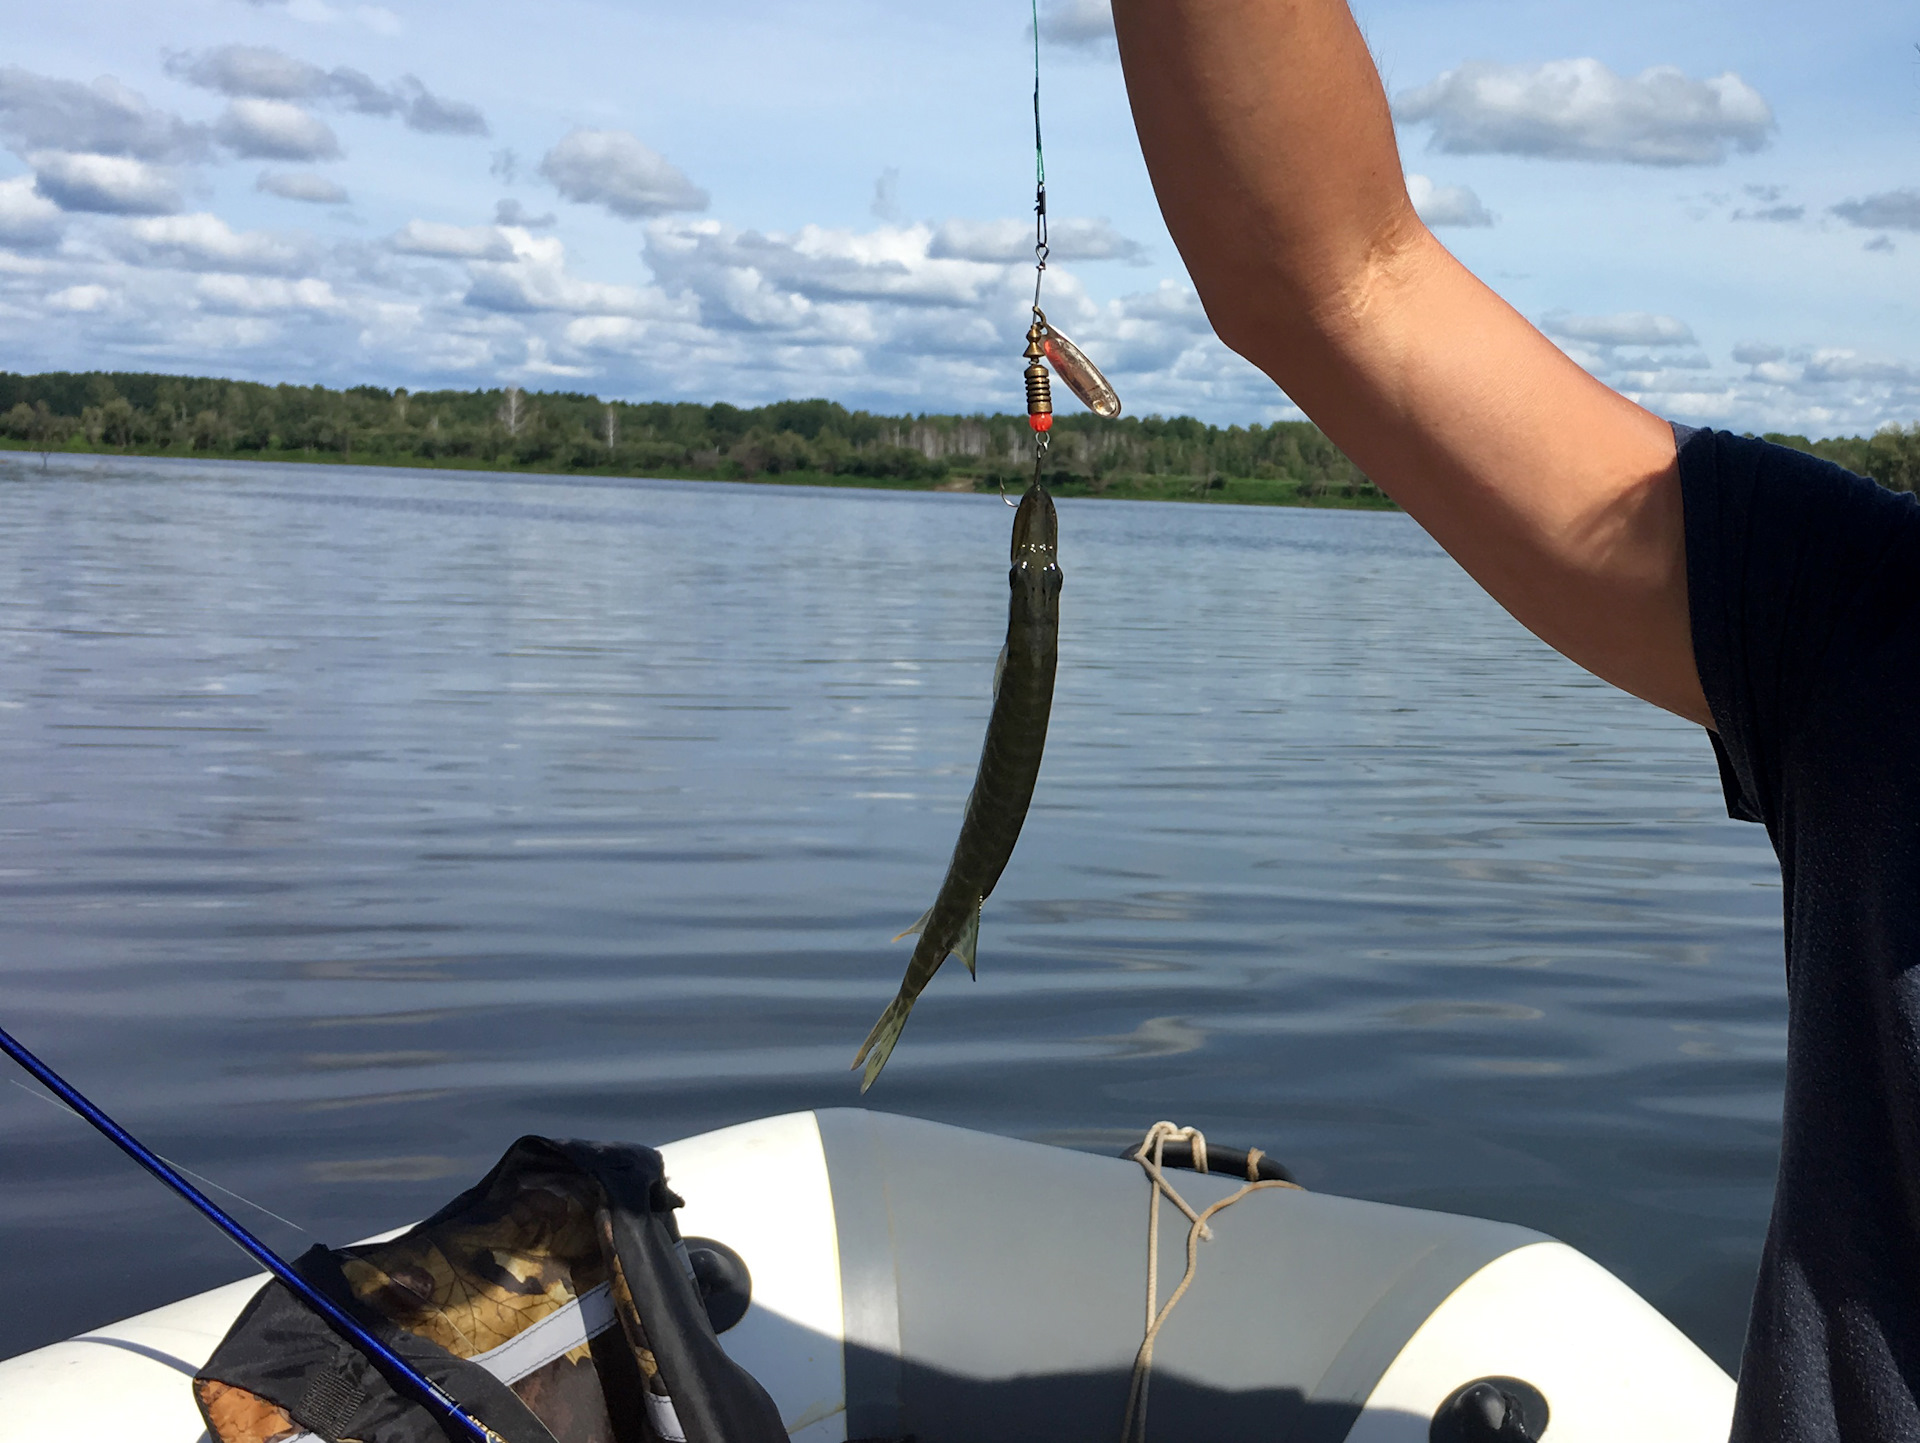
[
  {"x1": 4, "y1": 370, "x2": 1914, "y2": 505},
  {"x1": 0, "y1": 370, "x2": 1384, "y2": 505},
  {"x1": 1763, "y1": 429, "x2": 1920, "y2": 494}
]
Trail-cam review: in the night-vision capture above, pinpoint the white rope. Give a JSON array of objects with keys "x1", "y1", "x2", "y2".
[{"x1": 1120, "y1": 1121, "x2": 1300, "y2": 1443}]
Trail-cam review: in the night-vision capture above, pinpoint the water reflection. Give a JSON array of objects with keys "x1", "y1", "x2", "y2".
[{"x1": 0, "y1": 454, "x2": 1783, "y2": 1369}]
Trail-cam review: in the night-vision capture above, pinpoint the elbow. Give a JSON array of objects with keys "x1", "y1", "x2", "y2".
[{"x1": 1196, "y1": 205, "x2": 1440, "y2": 381}]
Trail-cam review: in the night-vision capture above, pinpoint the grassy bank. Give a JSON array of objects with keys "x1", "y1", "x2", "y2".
[{"x1": 0, "y1": 435, "x2": 1396, "y2": 508}]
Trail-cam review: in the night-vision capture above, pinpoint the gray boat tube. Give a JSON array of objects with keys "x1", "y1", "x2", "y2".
[
  {"x1": 820, "y1": 1108, "x2": 1540, "y2": 1443},
  {"x1": 0, "y1": 1109, "x2": 1735, "y2": 1443}
]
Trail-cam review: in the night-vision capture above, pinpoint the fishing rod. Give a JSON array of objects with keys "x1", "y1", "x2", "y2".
[{"x1": 0, "y1": 1022, "x2": 499, "y2": 1443}]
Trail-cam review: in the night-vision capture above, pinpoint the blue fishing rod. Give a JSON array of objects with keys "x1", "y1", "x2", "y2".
[{"x1": 0, "y1": 1022, "x2": 497, "y2": 1443}]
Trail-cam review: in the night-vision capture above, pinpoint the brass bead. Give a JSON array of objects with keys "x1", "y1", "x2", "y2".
[{"x1": 1025, "y1": 360, "x2": 1053, "y2": 416}]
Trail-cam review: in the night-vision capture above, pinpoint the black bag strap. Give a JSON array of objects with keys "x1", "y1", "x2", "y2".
[{"x1": 512, "y1": 1138, "x2": 787, "y2": 1443}]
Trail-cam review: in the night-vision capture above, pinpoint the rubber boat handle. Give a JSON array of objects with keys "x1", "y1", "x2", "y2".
[
  {"x1": 684, "y1": 1236, "x2": 752, "y2": 1334},
  {"x1": 1430, "y1": 1376, "x2": 1548, "y2": 1442}
]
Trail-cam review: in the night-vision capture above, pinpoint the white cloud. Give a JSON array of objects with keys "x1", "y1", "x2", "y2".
[
  {"x1": 195, "y1": 274, "x2": 339, "y2": 313},
  {"x1": 395, "y1": 78, "x2": 486, "y2": 136},
  {"x1": 216, "y1": 99, "x2": 341, "y2": 161},
  {"x1": 1832, "y1": 189, "x2": 1920, "y2": 233},
  {"x1": 929, "y1": 216, "x2": 1144, "y2": 262},
  {"x1": 1036, "y1": 0, "x2": 1115, "y2": 50},
  {"x1": 1542, "y1": 311, "x2": 1697, "y2": 347},
  {"x1": 48, "y1": 283, "x2": 110, "y2": 311},
  {"x1": 31, "y1": 151, "x2": 180, "y2": 214},
  {"x1": 1526, "y1": 324, "x2": 1920, "y2": 434},
  {"x1": 608, "y1": 218, "x2": 1280, "y2": 419},
  {"x1": 539, "y1": 129, "x2": 707, "y2": 219},
  {"x1": 1395, "y1": 59, "x2": 1773, "y2": 166},
  {"x1": 464, "y1": 230, "x2": 674, "y2": 317},
  {"x1": 0, "y1": 174, "x2": 63, "y2": 247},
  {"x1": 644, "y1": 219, "x2": 1021, "y2": 336},
  {"x1": 1539, "y1": 312, "x2": 1716, "y2": 404},
  {"x1": 1406, "y1": 174, "x2": 1494, "y2": 228},
  {"x1": 166, "y1": 46, "x2": 486, "y2": 135},
  {"x1": 257, "y1": 169, "x2": 347, "y2": 204},
  {"x1": 117, "y1": 212, "x2": 309, "y2": 274},
  {"x1": 1642, "y1": 344, "x2": 1920, "y2": 432},
  {"x1": 0, "y1": 67, "x2": 205, "y2": 162},
  {"x1": 493, "y1": 198, "x2": 553, "y2": 229},
  {"x1": 1798, "y1": 351, "x2": 1919, "y2": 385},
  {"x1": 390, "y1": 219, "x2": 513, "y2": 260},
  {"x1": 241, "y1": 0, "x2": 401, "y2": 36},
  {"x1": 166, "y1": 44, "x2": 324, "y2": 100},
  {"x1": 1726, "y1": 183, "x2": 1804, "y2": 223}
]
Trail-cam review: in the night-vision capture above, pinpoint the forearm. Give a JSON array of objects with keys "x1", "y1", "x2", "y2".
[{"x1": 1111, "y1": 0, "x2": 1707, "y2": 726}]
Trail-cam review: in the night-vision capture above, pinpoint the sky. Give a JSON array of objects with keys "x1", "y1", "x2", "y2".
[{"x1": 1, "y1": 0, "x2": 1915, "y2": 435}]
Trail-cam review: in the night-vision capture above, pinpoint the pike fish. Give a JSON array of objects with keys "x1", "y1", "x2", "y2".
[{"x1": 853, "y1": 480, "x2": 1062, "y2": 1091}]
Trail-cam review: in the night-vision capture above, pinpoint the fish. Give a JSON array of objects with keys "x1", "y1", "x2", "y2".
[{"x1": 853, "y1": 480, "x2": 1062, "y2": 1091}]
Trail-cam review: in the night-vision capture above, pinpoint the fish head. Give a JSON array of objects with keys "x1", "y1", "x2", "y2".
[{"x1": 1009, "y1": 481, "x2": 1062, "y2": 605}]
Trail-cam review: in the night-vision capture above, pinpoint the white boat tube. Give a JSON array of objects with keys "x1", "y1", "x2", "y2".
[{"x1": 0, "y1": 1109, "x2": 1735, "y2": 1442}]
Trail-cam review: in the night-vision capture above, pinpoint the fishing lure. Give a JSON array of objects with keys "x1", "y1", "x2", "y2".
[
  {"x1": 852, "y1": 6, "x2": 1119, "y2": 1091},
  {"x1": 1016, "y1": 6, "x2": 1121, "y2": 452}
]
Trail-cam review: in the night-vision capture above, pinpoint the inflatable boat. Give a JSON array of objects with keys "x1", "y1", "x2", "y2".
[{"x1": 0, "y1": 1109, "x2": 1734, "y2": 1442}]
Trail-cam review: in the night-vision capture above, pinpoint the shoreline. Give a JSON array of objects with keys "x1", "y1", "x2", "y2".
[{"x1": 0, "y1": 439, "x2": 1401, "y2": 511}]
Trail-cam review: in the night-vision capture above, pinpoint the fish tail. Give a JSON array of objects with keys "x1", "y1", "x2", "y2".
[{"x1": 853, "y1": 990, "x2": 915, "y2": 1093}]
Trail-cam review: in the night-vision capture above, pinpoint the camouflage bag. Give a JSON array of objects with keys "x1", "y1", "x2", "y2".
[{"x1": 192, "y1": 1136, "x2": 780, "y2": 1443}]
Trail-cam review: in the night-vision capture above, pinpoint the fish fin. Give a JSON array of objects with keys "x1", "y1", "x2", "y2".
[
  {"x1": 853, "y1": 993, "x2": 914, "y2": 1093},
  {"x1": 992, "y1": 642, "x2": 1007, "y2": 700},
  {"x1": 891, "y1": 905, "x2": 934, "y2": 944},
  {"x1": 954, "y1": 903, "x2": 980, "y2": 978}
]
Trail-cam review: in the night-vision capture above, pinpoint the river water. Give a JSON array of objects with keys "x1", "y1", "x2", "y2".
[{"x1": 0, "y1": 453, "x2": 1785, "y2": 1370}]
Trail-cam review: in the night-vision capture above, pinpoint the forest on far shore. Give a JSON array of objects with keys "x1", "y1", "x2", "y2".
[{"x1": 2, "y1": 369, "x2": 1917, "y2": 507}]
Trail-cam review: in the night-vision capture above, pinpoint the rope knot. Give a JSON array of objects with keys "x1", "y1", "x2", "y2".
[{"x1": 1120, "y1": 1121, "x2": 1300, "y2": 1443}]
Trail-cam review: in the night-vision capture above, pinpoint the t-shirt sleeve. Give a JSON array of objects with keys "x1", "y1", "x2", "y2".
[{"x1": 1677, "y1": 423, "x2": 1920, "y2": 831}]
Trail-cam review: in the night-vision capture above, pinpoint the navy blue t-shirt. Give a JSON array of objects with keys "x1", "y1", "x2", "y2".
[{"x1": 1679, "y1": 424, "x2": 1920, "y2": 1440}]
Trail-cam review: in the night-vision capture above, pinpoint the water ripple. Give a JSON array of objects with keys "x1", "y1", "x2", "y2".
[{"x1": 0, "y1": 456, "x2": 1783, "y2": 1368}]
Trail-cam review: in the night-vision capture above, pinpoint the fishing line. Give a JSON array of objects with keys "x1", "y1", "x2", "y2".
[
  {"x1": 1014, "y1": 2, "x2": 1120, "y2": 500},
  {"x1": 0, "y1": 1023, "x2": 501, "y2": 1443},
  {"x1": 1015, "y1": 0, "x2": 1052, "y2": 503},
  {"x1": 8, "y1": 1071, "x2": 487, "y2": 1361},
  {"x1": 1031, "y1": 0, "x2": 1049, "y2": 317},
  {"x1": 9, "y1": 1076, "x2": 314, "y2": 1239}
]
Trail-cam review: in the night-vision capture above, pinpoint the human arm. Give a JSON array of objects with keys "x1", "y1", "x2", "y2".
[{"x1": 1109, "y1": 0, "x2": 1709, "y2": 726}]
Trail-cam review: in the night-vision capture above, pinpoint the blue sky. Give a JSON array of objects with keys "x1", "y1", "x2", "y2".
[{"x1": 1, "y1": 0, "x2": 1915, "y2": 434}]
